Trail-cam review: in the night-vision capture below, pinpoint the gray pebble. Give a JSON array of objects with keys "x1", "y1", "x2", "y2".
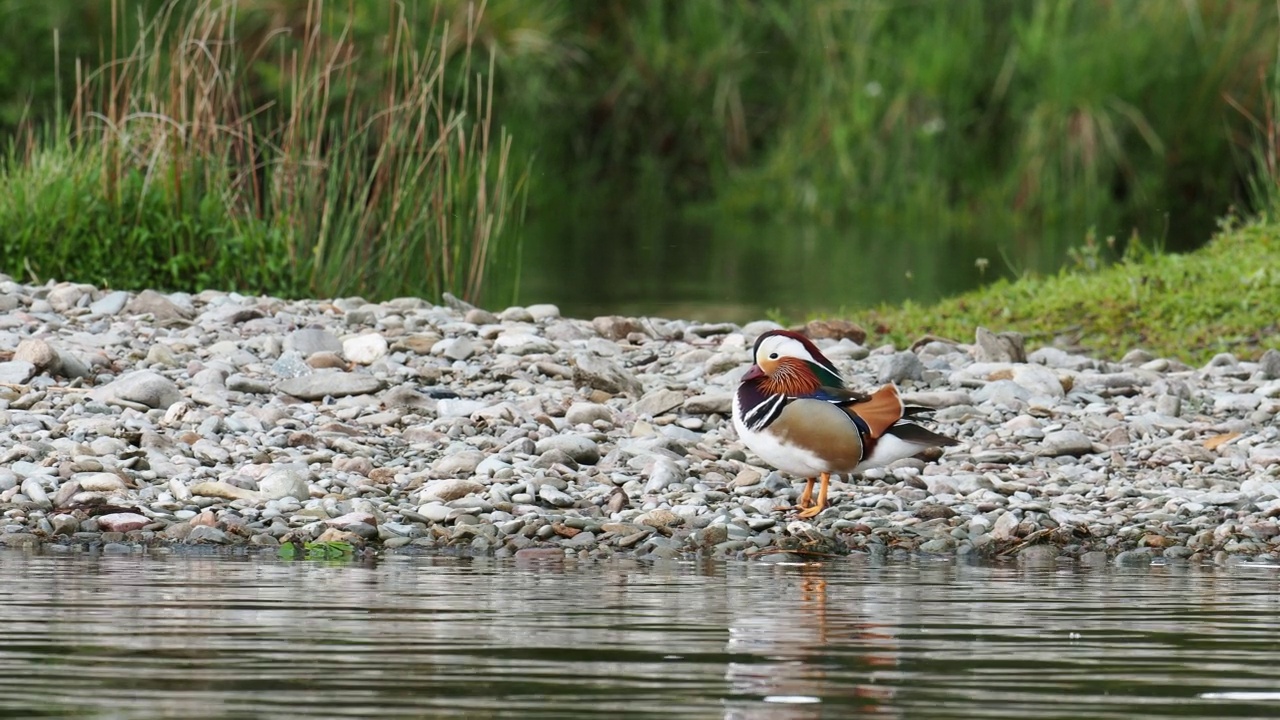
[
  {"x1": 1260, "y1": 348, "x2": 1280, "y2": 380},
  {"x1": 1039, "y1": 430, "x2": 1095, "y2": 457},
  {"x1": 0, "y1": 361, "x2": 35, "y2": 384},
  {"x1": 89, "y1": 291, "x2": 130, "y2": 316},
  {"x1": 534, "y1": 435, "x2": 600, "y2": 465},
  {"x1": 879, "y1": 351, "x2": 925, "y2": 384},
  {"x1": 1113, "y1": 548, "x2": 1155, "y2": 567},
  {"x1": 277, "y1": 372, "x2": 383, "y2": 400},
  {"x1": 538, "y1": 484, "x2": 576, "y2": 508},
  {"x1": 565, "y1": 402, "x2": 613, "y2": 426},
  {"x1": 571, "y1": 353, "x2": 642, "y2": 396},
  {"x1": 284, "y1": 328, "x2": 343, "y2": 357},
  {"x1": 632, "y1": 389, "x2": 686, "y2": 417},
  {"x1": 94, "y1": 370, "x2": 183, "y2": 409}
]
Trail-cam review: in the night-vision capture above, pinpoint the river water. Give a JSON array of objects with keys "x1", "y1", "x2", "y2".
[{"x1": 2, "y1": 550, "x2": 1279, "y2": 719}]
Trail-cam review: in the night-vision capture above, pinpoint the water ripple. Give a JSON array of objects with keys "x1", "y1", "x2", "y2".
[{"x1": 2, "y1": 552, "x2": 1279, "y2": 719}]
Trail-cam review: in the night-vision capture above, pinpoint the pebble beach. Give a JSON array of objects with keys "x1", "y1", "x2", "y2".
[{"x1": 2, "y1": 277, "x2": 1280, "y2": 566}]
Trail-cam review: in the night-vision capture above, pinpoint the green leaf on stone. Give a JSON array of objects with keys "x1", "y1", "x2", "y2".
[{"x1": 304, "y1": 541, "x2": 355, "y2": 560}]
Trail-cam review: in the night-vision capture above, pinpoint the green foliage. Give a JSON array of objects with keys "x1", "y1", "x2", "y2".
[
  {"x1": 861, "y1": 215, "x2": 1280, "y2": 364},
  {"x1": 1, "y1": 1, "x2": 1278, "y2": 316},
  {"x1": 486, "y1": 0, "x2": 1280, "y2": 317},
  {"x1": 703, "y1": 1, "x2": 1273, "y2": 238},
  {"x1": 0, "y1": 1, "x2": 157, "y2": 131},
  {"x1": 449, "y1": 1, "x2": 1277, "y2": 242}
]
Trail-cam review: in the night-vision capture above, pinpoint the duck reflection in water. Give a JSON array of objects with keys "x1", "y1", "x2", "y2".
[{"x1": 723, "y1": 564, "x2": 900, "y2": 719}]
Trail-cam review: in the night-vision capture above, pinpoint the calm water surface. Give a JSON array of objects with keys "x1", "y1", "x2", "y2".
[
  {"x1": 515, "y1": 204, "x2": 1198, "y2": 323},
  {"x1": 2, "y1": 551, "x2": 1280, "y2": 719}
]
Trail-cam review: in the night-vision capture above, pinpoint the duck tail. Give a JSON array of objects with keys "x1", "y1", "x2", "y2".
[{"x1": 886, "y1": 421, "x2": 958, "y2": 448}]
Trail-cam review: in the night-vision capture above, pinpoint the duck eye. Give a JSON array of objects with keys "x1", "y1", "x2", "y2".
[{"x1": 769, "y1": 353, "x2": 779, "y2": 359}]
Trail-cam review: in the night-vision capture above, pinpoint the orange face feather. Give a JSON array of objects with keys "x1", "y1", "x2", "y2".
[{"x1": 759, "y1": 357, "x2": 824, "y2": 397}]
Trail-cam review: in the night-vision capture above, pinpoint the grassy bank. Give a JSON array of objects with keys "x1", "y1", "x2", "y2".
[{"x1": 859, "y1": 215, "x2": 1280, "y2": 364}]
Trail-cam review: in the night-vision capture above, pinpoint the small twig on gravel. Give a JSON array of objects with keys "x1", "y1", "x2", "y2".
[{"x1": 997, "y1": 528, "x2": 1058, "y2": 557}]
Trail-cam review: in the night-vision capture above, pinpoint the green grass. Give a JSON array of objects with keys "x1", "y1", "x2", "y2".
[
  {"x1": 0, "y1": 0, "x2": 527, "y2": 306},
  {"x1": 858, "y1": 215, "x2": 1280, "y2": 364}
]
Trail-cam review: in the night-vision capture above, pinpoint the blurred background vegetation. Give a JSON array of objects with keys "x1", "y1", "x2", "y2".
[{"x1": 0, "y1": 0, "x2": 1277, "y2": 321}]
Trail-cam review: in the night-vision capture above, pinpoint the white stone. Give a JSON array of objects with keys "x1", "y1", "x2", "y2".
[
  {"x1": 436, "y1": 399, "x2": 486, "y2": 418},
  {"x1": 991, "y1": 511, "x2": 1020, "y2": 541},
  {"x1": 343, "y1": 333, "x2": 388, "y2": 364},
  {"x1": 419, "y1": 478, "x2": 485, "y2": 502},
  {"x1": 73, "y1": 473, "x2": 127, "y2": 492},
  {"x1": 416, "y1": 502, "x2": 453, "y2": 523},
  {"x1": 259, "y1": 469, "x2": 312, "y2": 501},
  {"x1": 433, "y1": 451, "x2": 485, "y2": 477},
  {"x1": 493, "y1": 332, "x2": 555, "y2": 355}
]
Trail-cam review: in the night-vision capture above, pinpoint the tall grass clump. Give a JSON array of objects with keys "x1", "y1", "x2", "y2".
[
  {"x1": 0, "y1": 0, "x2": 527, "y2": 305},
  {"x1": 1244, "y1": 37, "x2": 1280, "y2": 221}
]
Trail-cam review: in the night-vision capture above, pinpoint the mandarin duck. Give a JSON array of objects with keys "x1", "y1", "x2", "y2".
[{"x1": 733, "y1": 330, "x2": 956, "y2": 518}]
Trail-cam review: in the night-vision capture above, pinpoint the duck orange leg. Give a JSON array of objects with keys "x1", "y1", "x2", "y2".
[
  {"x1": 797, "y1": 477, "x2": 816, "y2": 509},
  {"x1": 796, "y1": 472, "x2": 830, "y2": 519}
]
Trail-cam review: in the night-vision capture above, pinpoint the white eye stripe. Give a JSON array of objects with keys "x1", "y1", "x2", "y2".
[
  {"x1": 758, "y1": 337, "x2": 839, "y2": 380},
  {"x1": 759, "y1": 336, "x2": 817, "y2": 364}
]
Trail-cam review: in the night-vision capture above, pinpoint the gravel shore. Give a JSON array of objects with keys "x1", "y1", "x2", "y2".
[{"x1": 2, "y1": 278, "x2": 1280, "y2": 566}]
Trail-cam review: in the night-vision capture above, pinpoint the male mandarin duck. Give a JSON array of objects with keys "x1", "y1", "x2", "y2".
[{"x1": 733, "y1": 329, "x2": 957, "y2": 519}]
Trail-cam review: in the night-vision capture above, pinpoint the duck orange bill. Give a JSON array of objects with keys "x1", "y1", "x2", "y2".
[{"x1": 743, "y1": 365, "x2": 766, "y2": 381}]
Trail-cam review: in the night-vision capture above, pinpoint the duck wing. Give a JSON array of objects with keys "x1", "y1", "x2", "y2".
[{"x1": 808, "y1": 384, "x2": 903, "y2": 439}]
